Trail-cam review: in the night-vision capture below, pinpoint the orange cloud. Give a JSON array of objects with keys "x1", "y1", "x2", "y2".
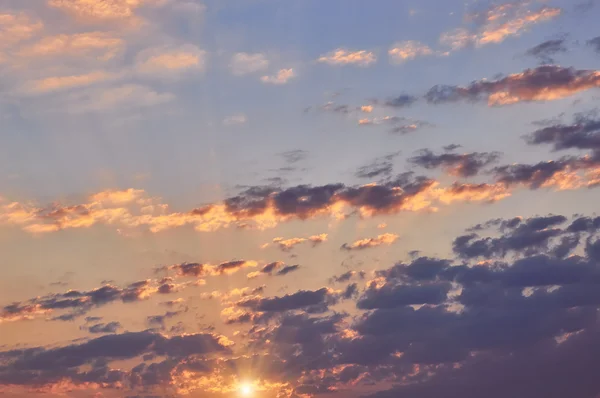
[
  {"x1": 317, "y1": 48, "x2": 376, "y2": 67},
  {"x1": 47, "y1": 0, "x2": 164, "y2": 23},
  {"x1": 440, "y1": 5, "x2": 561, "y2": 50},
  {"x1": 269, "y1": 233, "x2": 328, "y2": 251},
  {"x1": 261, "y1": 68, "x2": 295, "y2": 84},
  {"x1": 18, "y1": 32, "x2": 124, "y2": 60},
  {"x1": 342, "y1": 233, "x2": 399, "y2": 251},
  {"x1": 0, "y1": 13, "x2": 43, "y2": 48},
  {"x1": 388, "y1": 41, "x2": 434, "y2": 63},
  {"x1": 136, "y1": 45, "x2": 207, "y2": 76},
  {"x1": 20, "y1": 71, "x2": 117, "y2": 94}
]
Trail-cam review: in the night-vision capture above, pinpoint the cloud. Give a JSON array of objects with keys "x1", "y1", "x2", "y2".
[
  {"x1": 66, "y1": 84, "x2": 175, "y2": 113},
  {"x1": 525, "y1": 38, "x2": 567, "y2": 64},
  {"x1": 136, "y1": 45, "x2": 207, "y2": 76},
  {"x1": 525, "y1": 113, "x2": 600, "y2": 159},
  {"x1": 357, "y1": 281, "x2": 452, "y2": 309},
  {"x1": 588, "y1": 36, "x2": 600, "y2": 53},
  {"x1": 341, "y1": 233, "x2": 399, "y2": 251},
  {"x1": 440, "y1": 4, "x2": 562, "y2": 50},
  {"x1": 383, "y1": 94, "x2": 418, "y2": 108},
  {"x1": 0, "y1": 13, "x2": 43, "y2": 48},
  {"x1": 19, "y1": 71, "x2": 118, "y2": 94},
  {"x1": 17, "y1": 32, "x2": 124, "y2": 60},
  {"x1": 223, "y1": 113, "x2": 247, "y2": 125},
  {"x1": 358, "y1": 116, "x2": 431, "y2": 134},
  {"x1": 388, "y1": 41, "x2": 434, "y2": 64},
  {"x1": 2, "y1": 164, "x2": 599, "y2": 237},
  {"x1": 425, "y1": 66, "x2": 600, "y2": 106},
  {"x1": 269, "y1": 233, "x2": 328, "y2": 251},
  {"x1": 230, "y1": 52, "x2": 269, "y2": 76},
  {"x1": 452, "y1": 215, "x2": 569, "y2": 259},
  {"x1": 280, "y1": 149, "x2": 308, "y2": 164},
  {"x1": 276, "y1": 264, "x2": 301, "y2": 276},
  {"x1": 0, "y1": 280, "x2": 160, "y2": 323},
  {"x1": 86, "y1": 321, "x2": 122, "y2": 334},
  {"x1": 237, "y1": 287, "x2": 337, "y2": 312},
  {"x1": 317, "y1": 48, "x2": 377, "y2": 67},
  {"x1": 47, "y1": 0, "x2": 164, "y2": 23},
  {"x1": 329, "y1": 270, "x2": 366, "y2": 284},
  {"x1": 409, "y1": 149, "x2": 501, "y2": 177},
  {"x1": 261, "y1": 68, "x2": 295, "y2": 84}
]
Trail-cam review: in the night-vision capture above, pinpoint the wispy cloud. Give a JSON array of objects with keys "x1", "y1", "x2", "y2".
[
  {"x1": 317, "y1": 48, "x2": 377, "y2": 67},
  {"x1": 136, "y1": 45, "x2": 207, "y2": 77},
  {"x1": 341, "y1": 233, "x2": 399, "y2": 251},
  {"x1": 230, "y1": 52, "x2": 269, "y2": 76},
  {"x1": 223, "y1": 113, "x2": 248, "y2": 126},
  {"x1": 440, "y1": 4, "x2": 562, "y2": 50}
]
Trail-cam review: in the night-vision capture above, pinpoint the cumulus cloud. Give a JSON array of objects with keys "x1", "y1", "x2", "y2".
[
  {"x1": 230, "y1": 52, "x2": 269, "y2": 76},
  {"x1": 317, "y1": 48, "x2": 377, "y2": 67}
]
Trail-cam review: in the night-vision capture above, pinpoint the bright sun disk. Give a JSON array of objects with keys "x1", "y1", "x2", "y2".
[{"x1": 240, "y1": 383, "x2": 254, "y2": 396}]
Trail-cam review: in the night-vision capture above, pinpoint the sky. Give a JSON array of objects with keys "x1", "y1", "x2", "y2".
[{"x1": 1, "y1": 0, "x2": 600, "y2": 397}]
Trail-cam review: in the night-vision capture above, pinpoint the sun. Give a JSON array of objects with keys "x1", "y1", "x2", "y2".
[{"x1": 239, "y1": 382, "x2": 254, "y2": 397}]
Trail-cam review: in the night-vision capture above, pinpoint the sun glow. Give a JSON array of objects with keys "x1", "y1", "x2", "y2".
[{"x1": 240, "y1": 382, "x2": 254, "y2": 397}]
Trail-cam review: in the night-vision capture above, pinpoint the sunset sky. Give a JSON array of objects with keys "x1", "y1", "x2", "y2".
[{"x1": 2, "y1": 0, "x2": 600, "y2": 397}]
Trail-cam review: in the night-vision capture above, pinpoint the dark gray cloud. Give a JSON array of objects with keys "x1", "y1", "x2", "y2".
[
  {"x1": 526, "y1": 113, "x2": 600, "y2": 159},
  {"x1": 0, "y1": 331, "x2": 229, "y2": 388},
  {"x1": 425, "y1": 66, "x2": 600, "y2": 106},
  {"x1": 280, "y1": 150, "x2": 308, "y2": 164},
  {"x1": 276, "y1": 264, "x2": 301, "y2": 276},
  {"x1": 525, "y1": 38, "x2": 567, "y2": 64},
  {"x1": 409, "y1": 149, "x2": 501, "y2": 177},
  {"x1": 86, "y1": 322, "x2": 122, "y2": 334},
  {"x1": 355, "y1": 152, "x2": 401, "y2": 180},
  {"x1": 237, "y1": 288, "x2": 337, "y2": 312},
  {"x1": 453, "y1": 215, "x2": 569, "y2": 259},
  {"x1": 1, "y1": 280, "x2": 159, "y2": 322},
  {"x1": 588, "y1": 36, "x2": 600, "y2": 53},
  {"x1": 383, "y1": 95, "x2": 418, "y2": 108},
  {"x1": 329, "y1": 270, "x2": 366, "y2": 284},
  {"x1": 357, "y1": 282, "x2": 452, "y2": 310}
]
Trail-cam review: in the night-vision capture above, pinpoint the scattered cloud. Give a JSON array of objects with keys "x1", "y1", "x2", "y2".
[
  {"x1": 136, "y1": 45, "x2": 207, "y2": 76},
  {"x1": 341, "y1": 233, "x2": 399, "y2": 251},
  {"x1": 525, "y1": 38, "x2": 567, "y2": 64},
  {"x1": 317, "y1": 48, "x2": 377, "y2": 67},
  {"x1": 230, "y1": 52, "x2": 269, "y2": 76},
  {"x1": 388, "y1": 41, "x2": 434, "y2": 64},
  {"x1": 440, "y1": 4, "x2": 562, "y2": 50},
  {"x1": 425, "y1": 66, "x2": 600, "y2": 106},
  {"x1": 588, "y1": 36, "x2": 600, "y2": 54},
  {"x1": 19, "y1": 71, "x2": 118, "y2": 94},
  {"x1": 261, "y1": 68, "x2": 295, "y2": 84},
  {"x1": 223, "y1": 113, "x2": 248, "y2": 126}
]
